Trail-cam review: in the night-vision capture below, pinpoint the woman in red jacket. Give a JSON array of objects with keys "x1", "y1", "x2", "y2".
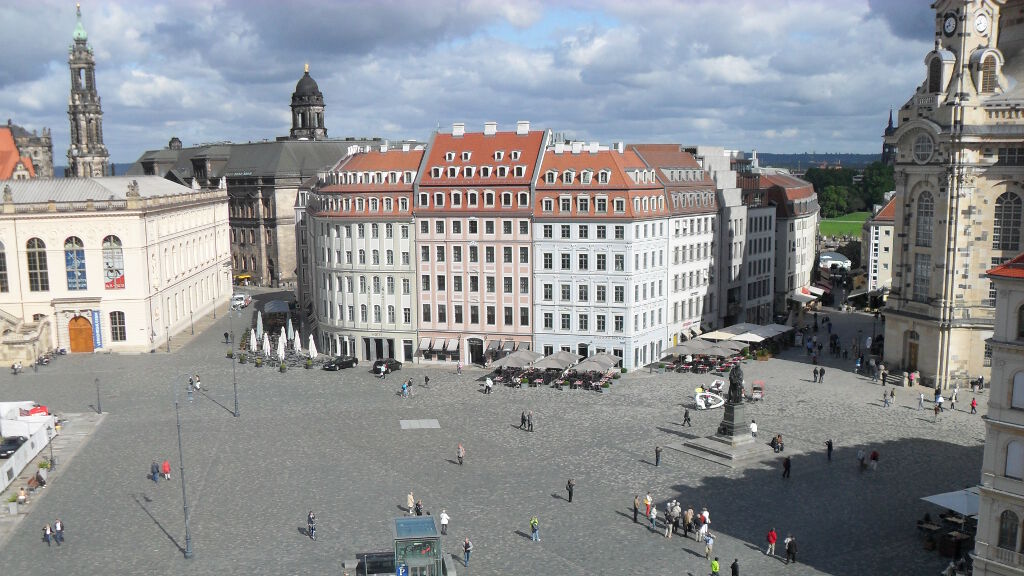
[{"x1": 161, "y1": 460, "x2": 171, "y2": 480}]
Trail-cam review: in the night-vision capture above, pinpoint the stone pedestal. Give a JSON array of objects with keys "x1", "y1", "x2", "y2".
[{"x1": 672, "y1": 401, "x2": 770, "y2": 468}]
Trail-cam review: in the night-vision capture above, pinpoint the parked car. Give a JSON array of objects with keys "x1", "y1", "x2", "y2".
[
  {"x1": 323, "y1": 356, "x2": 358, "y2": 371},
  {"x1": 371, "y1": 358, "x2": 402, "y2": 374},
  {"x1": 230, "y1": 293, "x2": 252, "y2": 309},
  {"x1": 0, "y1": 436, "x2": 28, "y2": 459}
]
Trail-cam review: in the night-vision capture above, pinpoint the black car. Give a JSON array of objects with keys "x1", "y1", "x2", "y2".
[
  {"x1": 371, "y1": 358, "x2": 402, "y2": 374},
  {"x1": 322, "y1": 356, "x2": 358, "y2": 371},
  {"x1": 0, "y1": 436, "x2": 27, "y2": 459}
]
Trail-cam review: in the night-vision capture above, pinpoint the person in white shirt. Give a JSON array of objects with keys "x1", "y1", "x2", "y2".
[
  {"x1": 750, "y1": 419, "x2": 758, "y2": 438},
  {"x1": 439, "y1": 509, "x2": 450, "y2": 535}
]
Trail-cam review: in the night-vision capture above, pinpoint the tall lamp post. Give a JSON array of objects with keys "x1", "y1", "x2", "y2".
[
  {"x1": 174, "y1": 378, "x2": 194, "y2": 559},
  {"x1": 95, "y1": 377, "x2": 101, "y2": 414},
  {"x1": 190, "y1": 310, "x2": 194, "y2": 335},
  {"x1": 230, "y1": 308, "x2": 239, "y2": 417}
]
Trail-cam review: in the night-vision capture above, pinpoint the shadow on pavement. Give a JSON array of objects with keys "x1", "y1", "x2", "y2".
[{"x1": 130, "y1": 493, "x2": 183, "y2": 554}]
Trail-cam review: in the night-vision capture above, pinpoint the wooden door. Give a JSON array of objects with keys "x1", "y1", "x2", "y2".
[
  {"x1": 907, "y1": 341, "x2": 919, "y2": 372},
  {"x1": 68, "y1": 316, "x2": 94, "y2": 353}
]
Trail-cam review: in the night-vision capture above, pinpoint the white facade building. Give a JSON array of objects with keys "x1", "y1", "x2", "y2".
[
  {"x1": 862, "y1": 196, "x2": 896, "y2": 293},
  {"x1": 0, "y1": 177, "x2": 230, "y2": 358}
]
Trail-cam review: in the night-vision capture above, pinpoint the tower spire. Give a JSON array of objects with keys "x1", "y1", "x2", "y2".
[{"x1": 66, "y1": 2, "x2": 108, "y2": 177}]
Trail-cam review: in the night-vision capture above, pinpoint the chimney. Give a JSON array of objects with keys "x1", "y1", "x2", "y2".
[
  {"x1": 516, "y1": 120, "x2": 530, "y2": 135},
  {"x1": 614, "y1": 142, "x2": 624, "y2": 153},
  {"x1": 571, "y1": 141, "x2": 582, "y2": 154},
  {"x1": 554, "y1": 142, "x2": 565, "y2": 154},
  {"x1": 379, "y1": 144, "x2": 388, "y2": 153},
  {"x1": 452, "y1": 123, "x2": 465, "y2": 137},
  {"x1": 588, "y1": 141, "x2": 599, "y2": 153},
  {"x1": 483, "y1": 121, "x2": 497, "y2": 136},
  {"x1": 402, "y1": 143, "x2": 410, "y2": 152}
]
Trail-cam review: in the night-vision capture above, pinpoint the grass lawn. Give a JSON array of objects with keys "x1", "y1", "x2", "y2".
[{"x1": 819, "y1": 211, "x2": 870, "y2": 237}]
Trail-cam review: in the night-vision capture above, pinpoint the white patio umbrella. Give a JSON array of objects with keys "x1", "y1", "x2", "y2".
[
  {"x1": 276, "y1": 335, "x2": 285, "y2": 362},
  {"x1": 308, "y1": 333, "x2": 318, "y2": 361},
  {"x1": 286, "y1": 317, "x2": 294, "y2": 343},
  {"x1": 255, "y1": 311, "x2": 264, "y2": 340},
  {"x1": 249, "y1": 329, "x2": 257, "y2": 353},
  {"x1": 262, "y1": 333, "x2": 271, "y2": 358},
  {"x1": 293, "y1": 333, "x2": 302, "y2": 354},
  {"x1": 279, "y1": 326, "x2": 287, "y2": 352}
]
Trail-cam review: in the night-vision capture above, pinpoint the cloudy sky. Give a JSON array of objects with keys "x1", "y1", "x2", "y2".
[{"x1": 0, "y1": 0, "x2": 933, "y2": 164}]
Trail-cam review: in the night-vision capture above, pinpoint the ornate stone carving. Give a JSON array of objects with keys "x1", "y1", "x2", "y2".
[
  {"x1": 126, "y1": 179, "x2": 140, "y2": 198},
  {"x1": 2, "y1": 185, "x2": 11, "y2": 203}
]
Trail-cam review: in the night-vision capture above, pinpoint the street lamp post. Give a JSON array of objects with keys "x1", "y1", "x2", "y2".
[
  {"x1": 95, "y1": 377, "x2": 101, "y2": 414},
  {"x1": 230, "y1": 309, "x2": 239, "y2": 417},
  {"x1": 166, "y1": 326, "x2": 171, "y2": 353},
  {"x1": 190, "y1": 310, "x2": 194, "y2": 335},
  {"x1": 47, "y1": 425, "x2": 55, "y2": 470},
  {"x1": 174, "y1": 380, "x2": 194, "y2": 559}
]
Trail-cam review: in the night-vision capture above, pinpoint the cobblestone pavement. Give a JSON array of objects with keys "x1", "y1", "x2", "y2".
[{"x1": 0, "y1": 305, "x2": 984, "y2": 575}]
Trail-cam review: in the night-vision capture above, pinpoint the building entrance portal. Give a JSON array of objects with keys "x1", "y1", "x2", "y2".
[
  {"x1": 68, "y1": 315, "x2": 94, "y2": 353},
  {"x1": 468, "y1": 338, "x2": 484, "y2": 366}
]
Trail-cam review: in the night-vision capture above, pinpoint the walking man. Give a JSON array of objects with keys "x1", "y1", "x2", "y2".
[
  {"x1": 633, "y1": 495, "x2": 640, "y2": 523},
  {"x1": 520, "y1": 410, "x2": 527, "y2": 430},
  {"x1": 407, "y1": 491, "x2": 415, "y2": 513},
  {"x1": 825, "y1": 439, "x2": 834, "y2": 462},
  {"x1": 731, "y1": 558, "x2": 740, "y2": 576},
  {"x1": 42, "y1": 523, "x2": 52, "y2": 547},
  {"x1": 457, "y1": 443, "x2": 465, "y2": 466},
  {"x1": 785, "y1": 534, "x2": 798, "y2": 564},
  {"x1": 151, "y1": 460, "x2": 160, "y2": 483},
  {"x1": 682, "y1": 408, "x2": 692, "y2": 427},
  {"x1": 655, "y1": 445, "x2": 662, "y2": 466},
  {"x1": 918, "y1": 392, "x2": 925, "y2": 410},
  {"x1": 53, "y1": 518, "x2": 64, "y2": 544},
  {"x1": 971, "y1": 397, "x2": 979, "y2": 414},
  {"x1": 649, "y1": 504, "x2": 658, "y2": 530},
  {"x1": 463, "y1": 537, "x2": 472, "y2": 567},
  {"x1": 187, "y1": 377, "x2": 194, "y2": 402},
  {"x1": 530, "y1": 515, "x2": 540, "y2": 541},
  {"x1": 750, "y1": 419, "x2": 757, "y2": 438},
  {"x1": 439, "y1": 509, "x2": 450, "y2": 535},
  {"x1": 457, "y1": 360, "x2": 463, "y2": 376},
  {"x1": 704, "y1": 532, "x2": 715, "y2": 558},
  {"x1": 193, "y1": 374, "x2": 201, "y2": 391},
  {"x1": 812, "y1": 367, "x2": 819, "y2": 383},
  {"x1": 527, "y1": 411, "x2": 534, "y2": 432},
  {"x1": 710, "y1": 556, "x2": 720, "y2": 576},
  {"x1": 819, "y1": 367, "x2": 825, "y2": 383},
  {"x1": 307, "y1": 511, "x2": 316, "y2": 541},
  {"x1": 765, "y1": 527, "x2": 777, "y2": 556},
  {"x1": 883, "y1": 387, "x2": 890, "y2": 407},
  {"x1": 782, "y1": 456, "x2": 791, "y2": 479},
  {"x1": 566, "y1": 478, "x2": 575, "y2": 503}
]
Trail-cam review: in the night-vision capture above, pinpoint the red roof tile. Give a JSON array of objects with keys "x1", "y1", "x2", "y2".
[
  {"x1": 871, "y1": 196, "x2": 896, "y2": 222},
  {"x1": 0, "y1": 128, "x2": 26, "y2": 180},
  {"x1": 988, "y1": 252, "x2": 1024, "y2": 279},
  {"x1": 421, "y1": 129, "x2": 546, "y2": 188}
]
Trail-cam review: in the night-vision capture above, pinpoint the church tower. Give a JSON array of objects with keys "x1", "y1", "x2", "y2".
[
  {"x1": 289, "y1": 64, "x2": 327, "y2": 140},
  {"x1": 880, "y1": 109, "x2": 896, "y2": 166},
  {"x1": 66, "y1": 3, "x2": 109, "y2": 177},
  {"x1": 882, "y1": 0, "x2": 1020, "y2": 390}
]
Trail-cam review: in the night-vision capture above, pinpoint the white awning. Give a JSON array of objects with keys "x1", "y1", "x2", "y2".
[
  {"x1": 921, "y1": 487, "x2": 979, "y2": 517},
  {"x1": 731, "y1": 332, "x2": 765, "y2": 343},
  {"x1": 700, "y1": 330, "x2": 733, "y2": 341},
  {"x1": 447, "y1": 339, "x2": 459, "y2": 351},
  {"x1": 418, "y1": 338, "x2": 432, "y2": 351},
  {"x1": 689, "y1": 326, "x2": 703, "y2": 338},
  {"x1": 486, "y1": 340, "x2": 500, "y2": 351},
  {"x1": 807, "y1": 285, "x2": 826, "y2": 296},
  {"x1": 502, "y1": 340, "x2": 515, "y2": 352},
  {"x1": 789, "y1": 291, "x2": 816, "y2": 304}
]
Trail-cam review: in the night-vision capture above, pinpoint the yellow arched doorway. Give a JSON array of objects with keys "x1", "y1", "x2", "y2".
[{"x1": 68, "y1": 316, "x2": 94, "y2": 353}]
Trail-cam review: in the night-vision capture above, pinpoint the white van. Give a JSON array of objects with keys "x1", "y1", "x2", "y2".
[{"x1": 230, "y1": 294, "x2": 251, "y2": 309}]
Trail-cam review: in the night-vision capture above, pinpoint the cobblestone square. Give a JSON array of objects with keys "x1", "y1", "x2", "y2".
[{"x1": 0, "y1": 306, "x2": 984, "y2": 575}]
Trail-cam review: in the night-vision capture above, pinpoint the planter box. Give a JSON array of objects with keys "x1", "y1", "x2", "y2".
[{"x1": 279, "y1": 365, "x2": 287, "y2": 373}]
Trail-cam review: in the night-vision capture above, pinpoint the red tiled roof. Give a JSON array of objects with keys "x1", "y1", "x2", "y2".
[
  {"x1": 421, "y1": 129, "x2": 546, "y2": 187},
  {"x1": 318, "y1": 148, "x2": 424, "y2": 193},
  {"x1": 871, "y1": 196, "x2": 896, "y2": 222},
  {"x1": 536, "y1": 149, "x2": 631, "y2": 189},
  {"x1": 759, "y1": 173, "x2": 815, "y2": 200},
  {"x1": 0, "y1": 128, "x2": 27, "y2": 180},
  {"x1": 988, "y1": 252, "x2": 1024, "y2": 279},
  {"x1": 629, "y1": 144, "x2": 702, "y2": 169}
]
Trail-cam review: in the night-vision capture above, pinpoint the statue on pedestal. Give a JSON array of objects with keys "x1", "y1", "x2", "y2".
[{"x1": 728, "y1": 365, "x2": 744, "y2": 404}]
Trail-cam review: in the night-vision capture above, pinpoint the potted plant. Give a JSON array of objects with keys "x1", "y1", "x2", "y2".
[
  {"x1": 38, "y1": 460, "x2": 50, "y2": 470},
  {"x1": 254, "y1": 357, "x2": 263, "y2": 367},
  {"x1": 279, "y1": 362, "x2": 287, "y2": 373},
  {"x1": 613, "y1": 372, "x2": 621, "y2": 380},
  {"x1": 602, "y1": 381, "x2": 611, "y2": 388},
  {"x1": 305, "y1": 358, "x2": 312, "y2": 370},
  {"x1": 620, "y1": 367, "x2": 627, "y2": 374},
  {"x1": 226, "y1": 349, "x2": 234, "y2": 359}
]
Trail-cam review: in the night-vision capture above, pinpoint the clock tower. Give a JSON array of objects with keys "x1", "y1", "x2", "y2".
[
  {"x1": 66, "y1": 3, "x2": 109, "y2": 178},
  {"x1": 882, "y1": 0, "x2": 1018, "y2": 390}
]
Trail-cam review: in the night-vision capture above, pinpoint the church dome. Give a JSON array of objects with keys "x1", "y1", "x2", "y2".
[{"x1": 293, "y1": 66, "x2": 322, "y2": 99}]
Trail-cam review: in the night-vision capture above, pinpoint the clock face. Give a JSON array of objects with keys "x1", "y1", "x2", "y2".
[
  {"x1": 944, "y1": 13, "x2": 957, "y2": 36},
  {"x1": 975, "y1": 13, "x2": 989, "y2": 34}
]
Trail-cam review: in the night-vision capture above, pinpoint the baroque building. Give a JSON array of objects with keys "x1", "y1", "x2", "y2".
[
  {"x1": 66, "y1": 4, "x2": 109, "y2": 178},
  {"x1": 5, "y1": 120, "x2": 53, "y2": 179},
  {"x1": 291, "y1": 64, "x2": 327, "y2": 140},
  {"x1": 862, "y1": 196, "x2": 897, "y2": 294},
  {"x1": 883, "y1": 0, "x2": 1024, "y2": 388}
]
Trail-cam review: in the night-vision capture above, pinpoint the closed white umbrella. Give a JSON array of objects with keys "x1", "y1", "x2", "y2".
[
  {"x1": 308, "y1": 334, "x2": 318, "y2": 360},
  {"x1": 293, "y1": 333, "x2": 302, "y2": 354},
  {"x1": 286, "y1": 317, "x2": 294, "y2": 343},
  {"x1": 277, "y1": 335, "x2": 285, "y2": 362},
  {"x1": 262, "y1": 333, "x2": 271, "y2": 358},
  {"x1": 256, "y1": 311, "x2": 264, "y2": 340},
  {"x1": 249, "y1": 329, "x2": 257, "y2": 353},
  {"x1": 280, "y1": 326, "x2": 287, "y2": 351}
]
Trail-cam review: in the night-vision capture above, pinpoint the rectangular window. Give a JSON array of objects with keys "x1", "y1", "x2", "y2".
[
  {"x1": 503, "y1": 247, "x2": 512, "y2": 263},
  {"x1": 543, "y1": 253, "x2": 553, "y2": 269},
  {"x1": 544, "y1": 312, "x2": 553, "y2": 329},
  {"x1": 437, "y1": 305, "x2": 447, "y2": 323},
  {"x1": 560, "y1": 313, "x2": 571, "y2": 330},
  {"x1": 436, "y1": 245, "x2": 446, "y2": 262},
  {"x1": 614, "y1": 285, "x2": 624, "y2": 303},
  {"x1": 913, "y1": 253, "x2": 931, "y2": 302},
  {"x1": 561, "y1": 284, "x2": 571, "y2": 301},
  {"x1": 402, "y1": 252, "x2": 410, "y2": 265},
  {"x1": 543, "y1": 283, "x2": 553, "y2": 300},
  {"x1": 421, "y1": 274, "x2": 431, "y2": 290},
  {"x1": 597, "y1": 254, "x2": 606, "y2": 271},
  {"x1": 420, "y1": 221, "x2": 429, "y2": 235},
  {"x1": 614, "y1": 255, "x2": 624, "y2": 271},
  {"x1": 519, "y1": 220, "x2": 529, "y2": 235},
  {"x1": 435, "y1": 220, "x2": 445, "y2": 234},
  {"x1": 402, "y1": 278, "x2": 411, "y2": 294},
  {"x1": 520, "y1": 307, "x2": 529, "y2": 326},
  {"x1": 561, "y1": 225, "x2": 571, "y2": 239},
  {"x1": 578, "y1": 314, "x2": 589, "y2": 331},
  {"x1": 486, "y1": 247, "x2": 495, "y2": 263},
  {"x1": 520, "y1": 277, "x2": 529, "y2": 294},
  {"x1": 614, "y1": 226, "x2": 624, "y2": 240},
  {"x1": 421, "y1": 246, "x2": 430, "y2": 262},
  {"x1": 519, "y1": 247, "x2": 529, "y2": 264},
  {"x1": 485, "y1": 221, "x2": 495, "y2": 234},
  {"x1": 504, "y1": 277, "x2": 513, "y2": 293},
  {"x1": 422, "y1": 303, "x2": 431, "y2": 322},
  {"x1": 437, "y1": 275, "x2": 446, "y2": 291},
  {"x1": 596, "y1": 225, "x2": 606, "y2": 239},
  {"x1": 486, "y1": 306, "x2": 496, "y2": 325},
  {"x1": 401, "y1": 225, "x2": 409, "y2": 239},
  {"x1": 578, "y1": 253, "x2": 589, "y2": 270},
  {"x1": 596, "y1": 315, "x2": 606, "y2": 332},
  {"x1": 110, "y1": 311, "x2": 126, "y2": 342},
  {"x1": 578, "y1": 225, "x2": 589, "y2": 239},
  {"x1": 504, "y1": 306, "x2": 513, "y2": 325},
  {"x1": 453, "y1": 276, "x2": 463, "y2": 292},
  {"x1": 470, "y1": 276, "x2": 479, "y2": 292},
  {"x1": 596, "y1": 285, "x2": 606, "y2": 302},
  {"x1": 543, "y1": 225, "x2": 553, "y2": 239},
  {"x1": 486, "y1": 276, "x2": 495, "y2": 293},
  {"x1": 561, "y1": 253, "x2": 571, "y2": 270},
  {"x1": 0, "y1": 250, "x2": 8, "y2": 292},
  {"x1": 471, "y1": 305, "x2": 480, "y2": 324},
  {"x1": 596, "y1": 198, "x2": 607, "y2": 213},
  {"x1": 454, "y1": 305, "x2": 464, "y2": 323},
  {"x1": 469, "y1": 246, "x2": 479, "y2": 263},
  {"x1": 578, "y1": 284, "x2": 589, "y2": 301},
  {"x1": 614, "y1": 315, "x2": 624, "y2": 332},
  {"x1": 453, "y1": 246, "x2": 462, "y2": 262},
  {"x1": 404, "y1": 308, "x2": 411, "y2": 323},
  {"x1": 503, "y1": 221, "x2": 512, "y2": 235},
  {"x1": 452, "y1": 221, "x2": 462, "y2": 234},
  {"x1": 469, "y1": 220, "x2": 478, "y2": 234}
]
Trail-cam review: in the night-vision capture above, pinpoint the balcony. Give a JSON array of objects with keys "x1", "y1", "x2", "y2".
[{"x1": 993, "y1": 545, "x2": 1024, "y2": 567}]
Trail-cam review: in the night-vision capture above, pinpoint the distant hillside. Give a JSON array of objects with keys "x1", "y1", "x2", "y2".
[
  {"x1": 757, "y1": 153, "x2": 880, "y2": 171},
  {"x1": 53, "y1": 163, "x2": 135, "y2": 178}
]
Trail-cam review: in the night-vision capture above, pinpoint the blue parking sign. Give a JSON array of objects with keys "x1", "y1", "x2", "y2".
[{"x1": 396, "y1": 564, "x2": 408, "y2": 576}]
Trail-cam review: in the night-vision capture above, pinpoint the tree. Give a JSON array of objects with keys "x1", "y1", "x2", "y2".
[
  {"x1": 861, "y1": 162, "x2": 894, "y2": 208},
  {"x1": 818, "y1": 185, "x2": 850, "y2": 218}
]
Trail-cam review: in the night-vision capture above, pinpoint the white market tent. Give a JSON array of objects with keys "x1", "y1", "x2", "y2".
[{"x1": 921, "y1": 487, "x2": 979, "y2": 517}]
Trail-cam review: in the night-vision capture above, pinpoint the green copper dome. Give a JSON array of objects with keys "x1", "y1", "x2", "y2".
[{"x1": 73, "y1": 4, "x2": 87, "y2": 41}]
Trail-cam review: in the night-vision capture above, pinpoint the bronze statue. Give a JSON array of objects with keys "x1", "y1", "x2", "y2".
[{"x1": 728, "y1": 364, "x2": 744, "y2": 404}]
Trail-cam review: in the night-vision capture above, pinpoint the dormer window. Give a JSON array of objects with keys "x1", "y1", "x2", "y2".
[
  {"x1": 518, "y1": 192, "x2": 528, "y2": 206},
  {"x1": 598, "y1": 170, "x2": 610, "y2": 184},
  {"x1": 563, "y1": 170, "x2": 574, "y2": 183},
  {"x1": 510, "y1": 150, "x2": 521, "y2": 161},
  {"x1": 403, "y1": 171, "x2": 413, "y2": 183},
  {"x1": 494, "y1": 151, "x2": 504, "y2": 161},
  {"x1": 452, "y1": 192, "x2": 462, "y2": 206},
  {"x1": 434, "y1": 193, "x2": 445, "y2": 207},
  {"x1": 431, "y1": 167, "x2": 441, "y2": 178},
  {"x1": 356, "y1": 198, "x2": 365, "y2": 211},
  {"x1": 560, "y1": 197, "x2": 571, "y2": 212},
  {"x1": 514, "y1": 166, "x2": 525, "y2": 178},
  {"x1": 545, "y1": 171, "x2": 557, "y2": 184},
  {"x1": 497, "y1": 166, "x2": 509, "y2": 178},
  {"x1": 542, "y1": 199, "x2": 554, "y2": 212},
  {"x1": 502, "y1": 192, "x2": 512, "y2": 207},
  {"x1": 468, "y1": 191, "x2": 478, "y2": 206},
  {"x1": 388, "y1": 172, "x2": 398, "y2": 184},
  {"x1": 447, "y1": 166, "x2": 459, "y2": 178},
  {"x1": 464, "y1": 166, "x2": 475, "y2": 178},
  {"x1": 480, "y1": 166, "x2": 492, "y2": 178},
  {"x1": 484, "y1": 192, "x2": 494, "y2": 206},
  {"x1": 581, "y1": 171, "x2": 593, "y2": 184},
  {"x1": 614, "y1": 198, "x2": 625, "y2": 212},
  {"x1": 462, "y1": 151, "x2": 472, "y2": 161},
  {"x1": 577, "y1": 197, "x2": 589, "y2": 212},
  {"x1": 445, "y1": 152, "x2": 456, "y2": 161}
]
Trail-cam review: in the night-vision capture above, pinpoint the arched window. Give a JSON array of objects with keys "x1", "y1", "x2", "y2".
[
  {"x1": 999, "y1": 510, "x2": 1020, "y2": 549},
  {"x1": 64, "y1": 236, "x2": 87, "y2": 290},
  {"x1": 373, "y1": 305, "x2": 381, "y2": 323},
  {"x1": 994, "y1": 192, "x2": 1022, "y2": 251},
  {"x1": 102, "y1": 235, "x2": 125, "y2": 289},
  {"x1": 928, "y1": 57, "x2": 943, "y2": 93},
  {"x1": 360, "y1": 304, "x2": 367, "y2": 322},
  {"x1": 0, "y1": 241, "x2": 7, "y2": 293},
  {"x1": 916, "y1": 192, "x2": 934, "y2": 247},
  {"x1": 388, "y1": 305, "x2": 395, "y2": 323},
  {"x1": 26, "y1": 238, "x2": 49, "y2": 292},
  {"x1": 1008, "y1": 441, "x2": 1024, "y2": 480},
  {"x1": 982, "y1": 56, "x2": 997, "y2": 93}
]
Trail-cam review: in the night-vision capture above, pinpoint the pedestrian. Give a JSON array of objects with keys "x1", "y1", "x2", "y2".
[
  {"x1": 527, "y1": 411, "x2": 534, "y2": 432},
  {"x1": 439, "y1": 509, "x2": 450, "y2": 535},
  {"x1": 918, "y1": 392, "x2": 925, "y2": 410},
  {"x1": 193, "y1": 374, "x2": 201, "y2": 391},
  {"x1": 187, "y1": 377, "x2": 194, "y2": 402},
  {"x1": 530, "y1": 515, "x2": 541, "y2": 541},
  {"x1": 655, "y1": 445, "x2": 662, "y2": 466},
  {"x1": 485, "y1": 377, "x2": 493, "y2": 394},
  {"x1": 683, "y1": 408, "x2": 692, "y2": 427},
  {"x1": 890, "y1": 388, "x2": 896, "y2": 407},
  {"x1": 971, "y1": 397, "x2": 978, "y2": 414},
  {"x1": 731, "y1": 558, "x2": 740, "y2": 576},
  {"x1": 633, "y1": 495, "x2": 640, "y2": 523},
  {"x1": 683, "y1": 507, "x2": 694, "y2": 538},
  {"x1": 407, "y1": 491, "x2": 415, "y2": 513},
  {"x1": 307, "y1": 511, "x2": 316, "y2": 540},
  {"x1": 950, "y1": 394, "x2": 956, "y2": 411},
  {"x1": 424, "y1": 375, "x2": 430, "y2": 387},
  {"x1": 704, "y1": 532, "x2": 715, "y2": 558},
  {"x1": 819, "y1": 367, "x2": 825, "y2": 383},
  {"x1": 457, "y1": 443, "x2": 465, "y2": 465},
  {"x1": 520, "y1": 410, "x2": 527, "y2": 430},
  {"x1": 812, "y1": 367, "x2": 819, "y2": 382},
  {"x1": 750, "y1": 419, "x2": 757, "y2": 438},
  {"x1": 463, "y1": 537, "x2": 473, "y2": 567},
  {"x1": 644, "y1": 492, "x2": 652, "y2": 516},
  {"x1": 785, "y1": 534, "x2": 798, "y2": 564},
  {"x1": 765, "y1": 527, "x2": 777, "y2": 556},
  {"x1": 857, "y1": 448, "x2": 866, "y2": 472},
  {"x1": 649, "y1": 505, "x2": 658, "y2": 530},
  {"x1": 456, "y1": 360, "x2": 462, "y2": 375},
  {"x1": 42, "y1": 523, "x2": 52, "y2": 547},
  {"x1": 401, "y1": 381, "x2": 408, "y2": 399},
  {"x1": 415, "y1": 500, "x2": 424, "y2": 516},
  {"x1": 161, "y1": 459, "x2": 171, "y2": 480},
  {"x1": 825, "y1": 439, "x2": 834, "y2": 462},
  {"x1": 710, "y1": 556, "x2": 720, "y2": 576},
  {"x1": 782, "y1": 456, "x2": 791, "y2": 479},
  {"x1": 379, "y1": 363, "x2": 386, "y2": 380},
  {"x1": 53, "y1": 518, "x2": 64, "y2": 544},
  {"x1": 883, "y1": 387, "x2": 890, "y2": 407},
  {"x1": 566, "y1": 478, "x2": 575, "y2": 503},
  {"x1": 151, "y1": 460, "x2": 160, "y2": 483},
  {"x1": 937, "y1": 394, "x2": 945, "y2": 412}
]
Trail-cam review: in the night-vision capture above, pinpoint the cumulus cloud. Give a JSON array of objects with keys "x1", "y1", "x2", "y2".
[{"x1": 0, "y1": 0, "x2": 934, "y2": 163}]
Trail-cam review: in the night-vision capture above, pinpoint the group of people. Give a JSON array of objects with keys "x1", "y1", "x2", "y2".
[
  {"x1": 519, "y1": 410, "x2": 535, "y2": 431},
  {"x1": 764, "y1": 527, "x2": 798, "y2": 564},
  {"x1": 186, "y1": 374, "x2": 202, "y2": 401},
  {"x1": 149, "y1": 460, "x2": 171, "y2": 483},
  {"x1": 41, "y1": 518, "x2": 65, "y2": 546}
]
